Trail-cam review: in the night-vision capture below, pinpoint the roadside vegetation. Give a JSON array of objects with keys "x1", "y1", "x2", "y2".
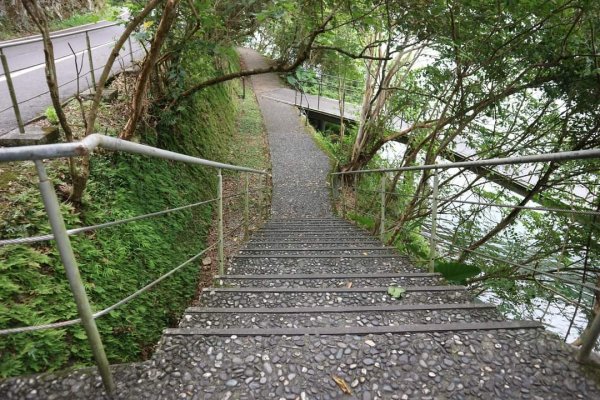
[{"x1": 0, "y1": 1, "x2": 119, "y2": 41}]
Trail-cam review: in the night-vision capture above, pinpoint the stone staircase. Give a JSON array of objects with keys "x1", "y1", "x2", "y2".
[{"x1": 143, "y1": 217, "x2": 571, "y2": 399}]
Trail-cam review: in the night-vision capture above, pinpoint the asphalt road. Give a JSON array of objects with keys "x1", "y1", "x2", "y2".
[{"x1": 0, "y1": 19, "x2": 143, "y2": 136}]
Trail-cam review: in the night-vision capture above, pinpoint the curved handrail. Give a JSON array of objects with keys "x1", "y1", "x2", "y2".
[{"x1": 0, "y1": 133, "x2": 269, "y2": 175}]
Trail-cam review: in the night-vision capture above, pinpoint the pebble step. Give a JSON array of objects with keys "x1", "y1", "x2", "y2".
[
  {"x1": 165, "y1": 321, "x2": 542, "y2": 336},
  {"x1": 140, "y1": 327, "x2": 596, "y2": 400},
  {"x1": 245, "y1": 242, "x2": 383, "y2": 248},
  {"x1": 228, "y1": 258, "x2": 418, "y2": 275},
  {"x1": 237, "y1": 249, "x2": 398, "y2": 256},
  {"x1": 198, "y1": 287, "x2": 471, "y2": 308},
  {"x1": 179, "y1": 305, "x2": 503, "y2": 329},
  {"x1": 235, "y1": 254, "x2": 407, "y2": 258},
  {"x1": 247, "y1": 239, "x2": 382, "y2": 245},
  {"x1": 214, "y1": 272, "x2": 444, "y2": 287}
]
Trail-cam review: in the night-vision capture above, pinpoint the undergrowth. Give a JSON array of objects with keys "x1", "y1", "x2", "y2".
[{"x1": 0, "y1": 47, "x2": 243, "y2": 377}]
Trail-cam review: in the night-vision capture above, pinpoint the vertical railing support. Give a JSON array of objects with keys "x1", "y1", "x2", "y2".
[
  {"x1": 330, "y1": 174, "x2": 337, "y2": 213},
  {"x1": 241, "y1": 77, "x2": 246, "y2": 99},
  {"x1": 34, "y1": 160, "x2": 114, "y2": 393},
  {"x1": 342, "y1": 178, "x2": 347, "y2": 217},
  {"x1": 85, "y1": 31, "x2": 96, "y2": 90},
  {"x1": 0, "y1": 48, "x2": 25, "y2": 134},
  {"x1": 127, "y1": 36, "x2": 134, "y2": 64},
  {"x1": 577, "y1": 311, "x2": 600, "y2": 363},
  {"x1": 217, "y1": 169, "x2": 224, "y2": 275},
  {"x1": 380, "y1": 173, "x2": 386, "y2": 242},
  {"x1": 263, "y1": 173, "x2": 270, "y2": 219},
  {"x1": 318, "y1": 73, "x2": 322, "y2": 110},
  {"x1": 429, "y1": 169, "x2": 439, "y2": 273},
  {"x1": 244, "y1": 174, "x2": 250, "y2": 240}
]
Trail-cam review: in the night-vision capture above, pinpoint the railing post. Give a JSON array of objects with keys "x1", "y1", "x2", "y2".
[
  {"x1": 127, "y1": 36, "x2": 134, "y2": 64},
  {"x1": 85, "y1": 31, "x2": 96, "y2": 89},
  {"x1": 429, "y1": 169, "x2": 439, "y2": 273},
  {"x1": 342, "y1": 180, "x2": 347, "y2": 217},
  {"x1": 217, "y1": 169, "x2": 224, "y2": 275},
  {"x1": 244, "y1": 174, "x2": 249, "y2": 240},
  {"x1": 577, "y1": 311, "x2": 600, "y2": 363},
  {"x1": 241, "y1": 77, "x2": 246, "y2": 99},
  {"x1": 380, "y1": 173, "x2": 386, "y2": 242},
  {"x1": 330, "y1": 174, "x2": 337, "y2": 213},
  {"x1": 263, "y1": 173, "x2": 270, "y2": 219},
  {"x1": 0, "y1": 48, "x2": 25, "y2": 134},
  {"x1": 34, "y1": 160, "x2": 114, "y2": 393},
  {"x1": 318, "y1": 73, "x2": 322, "y2": 110}
]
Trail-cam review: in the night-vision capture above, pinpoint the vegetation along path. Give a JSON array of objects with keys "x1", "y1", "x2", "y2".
[{"x1": 2, "y1": 49, "x2": 600, "y2": 399}]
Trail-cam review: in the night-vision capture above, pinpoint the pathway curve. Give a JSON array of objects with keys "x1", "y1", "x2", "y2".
[
  {"x1": 237, "y1": 48, "x2": 332, "y2": 218},
  {"x1": 1, "y1": 48, "x2": 599, "y2": 400}
]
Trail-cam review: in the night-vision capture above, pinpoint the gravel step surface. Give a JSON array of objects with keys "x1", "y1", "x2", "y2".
[
  {"x1": 245, "y1": 243, "x2": 384, "y2": 248},
  {"x1": 179, "y1": 308, "x2": 504, "y2": 329},
  {"x1": 228, "y1": 258, "x2": 418, "y2": 275},
  {"x1": 215, "y1": 276, "x2": 443, "y2": 288},
  {"x1": 237, "y1": 249, "x2": 398, "y2": 256},
  {"x1": 199, "y1": 290, "x2": 471, "y2": 308}
]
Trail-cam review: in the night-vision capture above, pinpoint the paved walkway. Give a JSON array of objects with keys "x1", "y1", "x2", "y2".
[{"x1": 1, "y1": 48, "x2": 600, "y2": 400}]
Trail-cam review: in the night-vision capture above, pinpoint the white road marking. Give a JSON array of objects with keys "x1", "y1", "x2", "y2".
[{"x1": 0, "y1": 41, "x2": 116, "y2": 83}]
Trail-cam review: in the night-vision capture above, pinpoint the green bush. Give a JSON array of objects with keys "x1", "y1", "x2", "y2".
[
  {"x1": 45, "y1": 107, "x2": 58, "y2": 125},
  {"x1": 0, "y1": 48, "x2": 240, "y2": 377}
]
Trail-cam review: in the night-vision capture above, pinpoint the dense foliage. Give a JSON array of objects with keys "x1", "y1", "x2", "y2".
[{"x1": 0, "y1": 48, "x2": 240, "y2": 377}]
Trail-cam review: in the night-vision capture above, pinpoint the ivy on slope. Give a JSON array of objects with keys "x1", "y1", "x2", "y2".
[{"x1": 0, "y1": 49, "x2": 239, "y2": 377}]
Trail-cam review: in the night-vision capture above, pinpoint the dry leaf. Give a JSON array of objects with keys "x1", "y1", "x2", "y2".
[
  {"x1": 332, "y1": 375, "x2": 352, "y2": 395},
  {"x1": 202, "y1": 257, "x2": 212, "y2": 266},
  {"x1": 346, "y1": 281, "x2": 353, "y2": 288}
]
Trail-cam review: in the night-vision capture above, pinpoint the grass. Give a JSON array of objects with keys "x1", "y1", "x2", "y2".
[{"x1": 0, "y1": 5, "x2": 120, "y2": 41}]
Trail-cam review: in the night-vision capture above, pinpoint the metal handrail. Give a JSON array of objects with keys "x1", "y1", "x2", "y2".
[
  {"x1": 0, "y1": 22, "x2": 120, "y2": 50},
  {"x1": 353, "y1": 189, "x2": 600, "y2": 216},
  {"x1": 331, "y1": 147, "x2": 600, "y2": 362},
  {"x1": 331, "y1": 148, "x2": 600, "y2": 175},
  {"x1": 0, "y1": 136, "x2": 270, "y2": 392},
  {"x1": 0, "y1": 134, "x2": 268, "y2": 174}
]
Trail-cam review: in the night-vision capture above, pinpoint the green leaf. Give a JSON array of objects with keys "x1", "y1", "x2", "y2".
[{"x1": 387, "y1": 285, "x2": 406, "y2": 299}]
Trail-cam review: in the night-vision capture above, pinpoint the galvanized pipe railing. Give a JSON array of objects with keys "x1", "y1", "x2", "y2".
[
  {"x1": 0, "y1": 135, "x2": 269, "y2": 393},
  {"x1": 331, "y1": 147, "x2": 600, "y2": 362}
]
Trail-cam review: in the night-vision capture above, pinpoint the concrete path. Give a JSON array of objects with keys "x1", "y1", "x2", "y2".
[{"x1": 237, "y1": 48, "x2": 332, "y2": 218}]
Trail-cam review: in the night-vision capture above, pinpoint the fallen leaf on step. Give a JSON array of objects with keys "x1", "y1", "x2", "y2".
[
  {"x1": 332, "y1": 375, "x2": 352, "y2": 395},
  {"x1": 346, "y1": 281, "x2": 353, "y2": 288}
]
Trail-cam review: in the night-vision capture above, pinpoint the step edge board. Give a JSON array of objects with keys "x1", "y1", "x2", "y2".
[
  {"x1": 184, "y1": 303, "x2": 495, "y2": 314},
  {"x1": 165, "y1": 321, "x2": 543, "y2": 336},
  {"x1": 201, "y1": 285, "x2": 466, "y2": 293},
  {"x1": 214, "y1": 273, "x2": 441, "y2": 279}
]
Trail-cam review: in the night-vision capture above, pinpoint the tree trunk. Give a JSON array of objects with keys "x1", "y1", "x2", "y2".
[{"x1": 120, "y1": 0, "x2": 180, "y2": 140}]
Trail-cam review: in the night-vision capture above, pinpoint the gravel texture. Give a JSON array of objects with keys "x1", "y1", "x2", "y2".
[
  {"x1": 228, "y1": 258, "x2": 418, "y2": 275},
  {"x1": 179, "y1": 308, "x2": 504, "y2": 329},
  {"x1": 216, "y1": 276, "x2": 443, "y2": 288},
  {"x1": 5, "y1": 330, "x2": 596, "y2": 399},
  {"x1": 198, "y1": 290, "x2": 472, "y2": 308}
]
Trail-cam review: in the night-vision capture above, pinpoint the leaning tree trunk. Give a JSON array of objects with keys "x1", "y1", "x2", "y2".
[{"x1": 119, "y1": 0, "x2": 180, "y2": 140}]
